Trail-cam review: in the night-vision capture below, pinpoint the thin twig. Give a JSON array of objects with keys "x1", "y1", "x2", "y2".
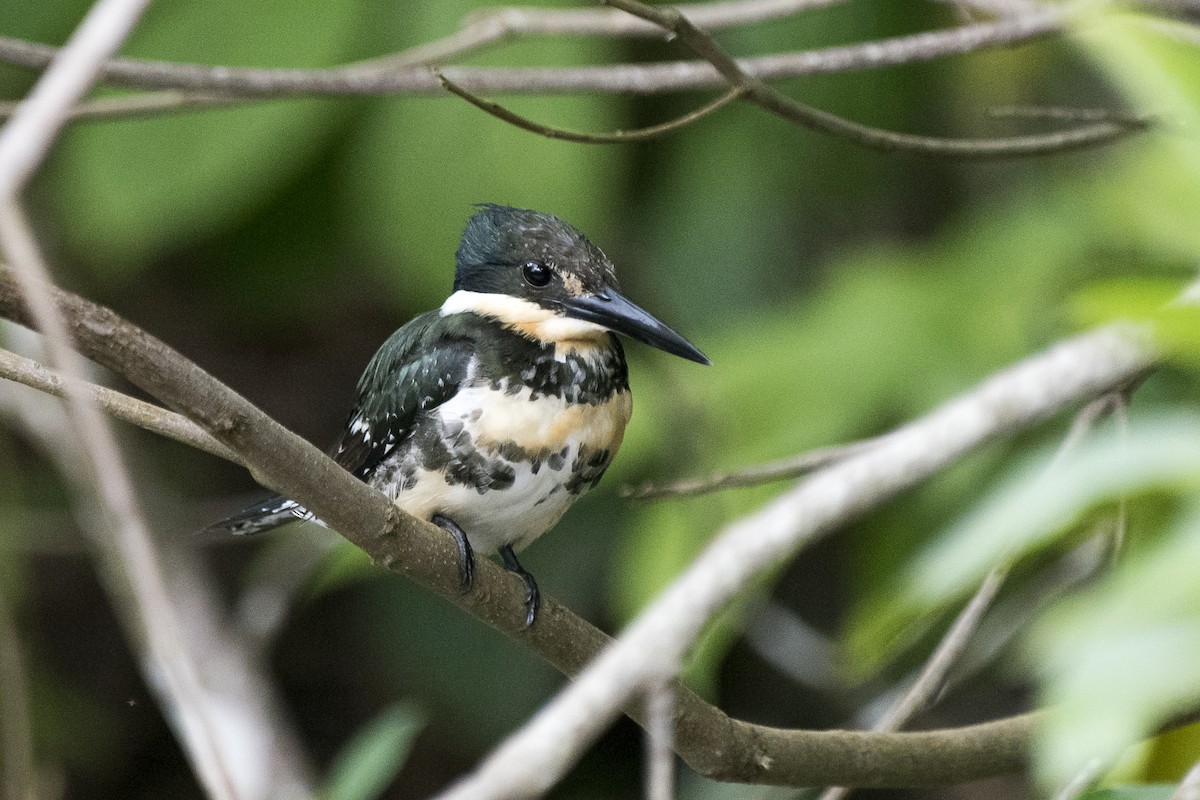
[
  {"x1": 819, "y1": 390, "x2": 1132, "y2": 800},
  {"x1": 623, "y1": 433, "x2": 891, "y2": 500},
  {"x1": 817, "y1": 567, "x2": 1009, "y2": 800},
  {"x1": 0, "y1": 10, "x2": 1068, "y2": 98},
  {"x1": 987, "y1": 105, "x2": 1151, "y2": 126},
  {"x1": 439, "y1": 73, "x2": 743, "y2": 142},
  {"x1": 602, "y1": 0, "x2": 1145, "y2": 158},
  {"x1": 0, "y1": 346, "x2": 244, "y2": 464},
  {"x1": 880, "y1": 567, "x2": 1009, "y2": 731},
  {"x1": 0, "y1": 90, "x2": 243, "y2": 122},
  {"x1": 644, "y1": 680, "x2": 676, "y2": 800},
  {"x1": 0, "y1": 585, "x2": 36, "y2": 800}
]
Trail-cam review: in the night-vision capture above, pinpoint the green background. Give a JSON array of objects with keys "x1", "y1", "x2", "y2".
[{"x1": 3, "y1": 1, "x2": 1200, "y2": 798}]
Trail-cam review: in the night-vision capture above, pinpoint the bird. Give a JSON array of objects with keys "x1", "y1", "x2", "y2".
[{"x1": 209, "y1": 204, "x2": 709, "y2": 626}]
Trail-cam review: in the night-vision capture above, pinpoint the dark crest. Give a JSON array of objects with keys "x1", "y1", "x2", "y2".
[{"x1": 453, "y1": 204, "x2": 618, "y2": 298}]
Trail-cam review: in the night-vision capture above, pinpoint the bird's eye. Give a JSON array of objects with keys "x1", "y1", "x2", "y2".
[{"x1": 521, "y1": 261, "x2": 553, "y2": 288}]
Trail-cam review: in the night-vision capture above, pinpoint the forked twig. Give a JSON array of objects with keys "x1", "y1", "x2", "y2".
[{"x1": 601, "y1": 0, "x2": 1146, "y2": 158}]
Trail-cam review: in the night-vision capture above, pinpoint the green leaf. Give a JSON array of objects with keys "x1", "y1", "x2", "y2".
[
  {"x1": 304, "y1": 540, "x2": 376, "y2": 601},
  {"x1": 1140, "y1": 721, "x2": 1200, "y2": 782},
  {"x1": 47, "y1": 0, "x2": 362, "y2": 277},
  {"x1": 1028, "y1": 504, "x2": 1200, "y2": 785},
  {"x1": 321, "y1": 702, "x2": 426, "y2": 800},
  {"x1": 1078, "y1": 787, "x2": 1175, "y2": 800},
  {"x1": 907, "y1": 411, "x2": 1200, "y2": 609},
  {"x1": 1070, "y1": 279, "x2": 1200, "y2": 365},
  {"x1": 1072, "y1": 11, "x2": 1200, "y2": 182}
]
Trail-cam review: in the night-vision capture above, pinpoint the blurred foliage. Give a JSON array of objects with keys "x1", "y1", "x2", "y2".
[
  {"x1": 1078, "y1": 788, "x2": 1176, "y2": 800},
  {"x1": 321, "y1": 702, "x2": 425, "y2": 800},
  {"x1": 2, "y1": 0, "x2": 1200, "y2": 798}
]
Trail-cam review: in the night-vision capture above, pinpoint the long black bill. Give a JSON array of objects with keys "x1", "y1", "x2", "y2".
[{"x1": 558, "y1": 287, "x2": 711, "y2": 365}]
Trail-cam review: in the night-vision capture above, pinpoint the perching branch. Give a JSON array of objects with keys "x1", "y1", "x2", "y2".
[{"x1": 0, "y1": 271, "x2": 1158, "y2": 791}]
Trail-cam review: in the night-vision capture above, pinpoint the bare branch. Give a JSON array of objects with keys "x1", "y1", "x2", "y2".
[
  {"x1": 0, "y1": 0, "x2": 259, "y2": 783},
  {"x1": 439, "y1": 72, "x2": 743, "y2": 142},
  {"x1": 355, "y1": 0, "x2": 850, "y2": 72},
  {"x1": 0, "y1": 11, "x2": 1067, "y2": 99},
  {"x1": 0, "y1": 208, "x2": 244, "y2": 800},
  {"x1": 602, "y1": 0, "x2": 1144, "y2": 158},
  {"x1": 0, "y1": 330, "x2": 317, "y2": 800},
  {"x1": 0, "y1": 346, "x2": 244, "y2": 465}
]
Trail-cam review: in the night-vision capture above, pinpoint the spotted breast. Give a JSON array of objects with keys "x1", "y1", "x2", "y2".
[{"x1": 359, "y1": 294, "x2": 632, "y2": 555}]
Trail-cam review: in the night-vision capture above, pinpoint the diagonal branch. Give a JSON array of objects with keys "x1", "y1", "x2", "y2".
[
  {"x1": 436, "y1": 315, "x2": 1157, "y2": 798},
  {"x1": 0, "y1": 270, "x2": 1157, "y2": 790}
]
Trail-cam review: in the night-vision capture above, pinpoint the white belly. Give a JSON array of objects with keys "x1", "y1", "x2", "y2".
[
  {"x1": 395, "y1": 460, "x2": 579, "y2": 554},
  {"x1": 382, "y1": 383, "x2": 632, "y2": 554}
]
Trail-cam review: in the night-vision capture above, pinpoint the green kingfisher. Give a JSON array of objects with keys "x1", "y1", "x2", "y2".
[{"x1": 210, "y1": 204, "x2": 709, "y2": 626}]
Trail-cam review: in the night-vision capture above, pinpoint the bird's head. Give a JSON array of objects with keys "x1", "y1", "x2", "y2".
[{"x1": 449, "y1": 204, "x2": 709, "y2": 365}]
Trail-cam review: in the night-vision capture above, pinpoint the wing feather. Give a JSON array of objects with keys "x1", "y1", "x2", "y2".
[{"x1": 332, "y1": 312, "x2": 475, "y2": 479}]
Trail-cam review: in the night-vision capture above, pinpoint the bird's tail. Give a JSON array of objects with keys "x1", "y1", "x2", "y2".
[{"x1": 205, "y1": 495, "x2": 315, "y2": 536}]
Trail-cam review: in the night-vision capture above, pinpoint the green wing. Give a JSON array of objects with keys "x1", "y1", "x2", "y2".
[{"x1": 332, "y1": 312, "x2": 476, "y2": 480}]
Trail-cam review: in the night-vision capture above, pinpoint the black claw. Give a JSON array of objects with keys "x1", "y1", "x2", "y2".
[
  {"x1": 500, "y1": 544, "x2": 541, "y2": 628},
  {"x1": 432, "y1": 514, "x2": 474, "y2": 593}
]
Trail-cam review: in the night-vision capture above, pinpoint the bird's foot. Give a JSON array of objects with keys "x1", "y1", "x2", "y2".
[
  {"x1": 432, "y1": 514, "x2": 475, "y2": 594},
  {"x1": 500, "y1": 544, "x2": 541, "y2": 629}
]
